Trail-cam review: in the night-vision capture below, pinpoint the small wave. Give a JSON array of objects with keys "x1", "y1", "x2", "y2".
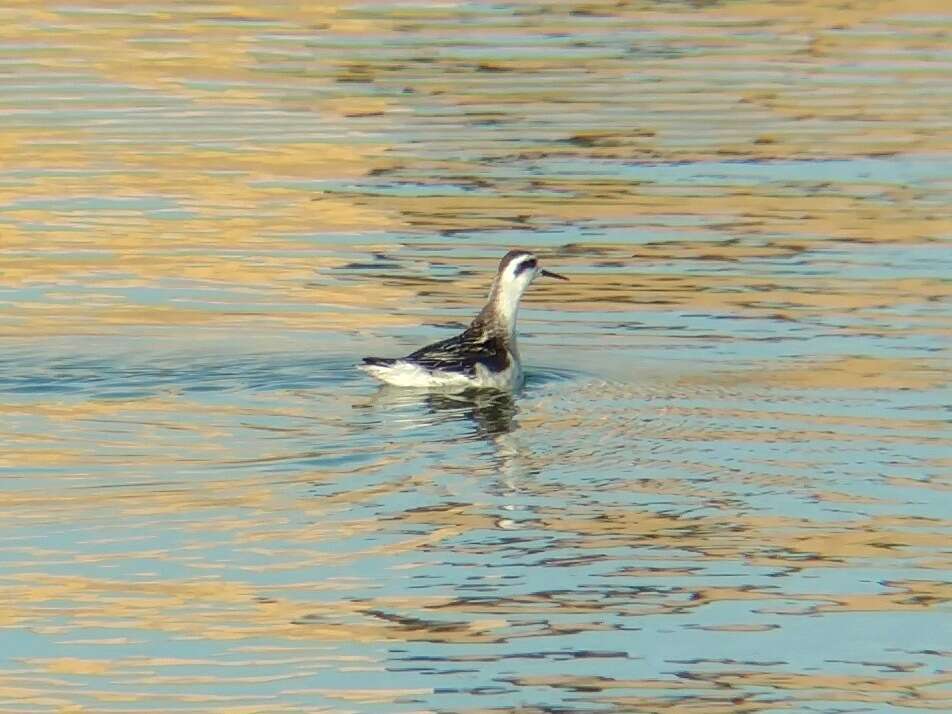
[{"x1": 0, "y1": 351, "x2": 363, "y2": 399}]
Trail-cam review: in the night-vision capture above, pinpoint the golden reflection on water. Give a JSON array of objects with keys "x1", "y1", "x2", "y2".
[{"x1": 1, "y1": 0, "x2": 950, "y2": 711}]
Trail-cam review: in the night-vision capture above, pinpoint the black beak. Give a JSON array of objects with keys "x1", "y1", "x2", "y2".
[{"x1": 540, "y1": 269, "x2": 569, "y2": 281}]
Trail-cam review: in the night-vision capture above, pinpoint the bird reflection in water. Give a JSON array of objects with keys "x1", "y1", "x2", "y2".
[
  {"x1": 363, "y1": 386, "x2": 536, "y2": 497},
  {"x1": 423, "y1": 389, "x2": 516, "y2": 437},
  {"x1": 368, "y1": 385, "x2": 517, "y2": 437}
]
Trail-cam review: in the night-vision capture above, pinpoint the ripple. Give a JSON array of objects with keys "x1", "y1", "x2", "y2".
[
  {"x1": 0, "y1": 0, "x2": 949, "y2": 711},
  {"x1": 0, "y1": 351, "x2": 362, "y2": 399}
]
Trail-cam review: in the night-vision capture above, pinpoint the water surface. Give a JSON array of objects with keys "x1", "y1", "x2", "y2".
[{"x1": 1, "y1": 1, "x2": 950, "y2": 712}]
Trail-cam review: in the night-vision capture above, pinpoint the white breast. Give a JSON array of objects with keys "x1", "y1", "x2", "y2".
[{"x1": 472, "y1": 359, "x2": 521, "y2": 389}]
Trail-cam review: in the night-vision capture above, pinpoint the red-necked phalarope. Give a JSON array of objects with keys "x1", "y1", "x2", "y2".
[{"x1": 360, "y1": 249, "x2": 568, "y2": 389}]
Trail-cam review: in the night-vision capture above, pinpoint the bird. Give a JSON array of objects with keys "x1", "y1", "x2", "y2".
[{"x1": 359, "y1": 249, "x2": 568, "y2": 389}]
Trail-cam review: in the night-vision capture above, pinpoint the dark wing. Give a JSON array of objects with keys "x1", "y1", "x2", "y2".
[{"x1": 403, "y1": 326, "x2": 509, "y2": 376}]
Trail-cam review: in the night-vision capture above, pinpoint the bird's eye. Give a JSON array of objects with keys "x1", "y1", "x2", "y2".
[{"x1": 514, "y1": 258, "x2": 537, "y2": 276}]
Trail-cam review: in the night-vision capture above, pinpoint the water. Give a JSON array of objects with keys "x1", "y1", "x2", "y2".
[{"x1": 1, "y1": 1, "x2": 950, "y2": 712}]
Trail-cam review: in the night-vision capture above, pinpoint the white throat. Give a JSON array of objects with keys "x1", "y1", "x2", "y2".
[{"x1": 487, "y1": 277, "x2": 530, "y2": 339}]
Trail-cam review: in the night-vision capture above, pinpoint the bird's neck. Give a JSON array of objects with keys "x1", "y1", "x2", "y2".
[{"x1": 476, "y1": 281, "x2": 523, "y2": 341}]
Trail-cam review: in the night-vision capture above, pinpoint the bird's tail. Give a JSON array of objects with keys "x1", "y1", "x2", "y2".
[{"x1": 361, "y1": 357, "x2": 397, "y2": 367}]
